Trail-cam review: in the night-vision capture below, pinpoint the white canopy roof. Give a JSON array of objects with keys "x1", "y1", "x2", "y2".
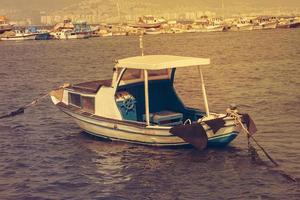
[{"x1": 115, "y1": 55, "x2": 210, "y2": 70}]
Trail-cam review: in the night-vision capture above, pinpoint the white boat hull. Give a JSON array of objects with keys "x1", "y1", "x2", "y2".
[
  {"x1": 230, "y1": 24, "x2": 254, "y2": 31},
  {"x1": 0, "y1": 34, "x2": 36, "y2": 41},
  {"x1": 261, "y1": 21, "x2": 277, "y2": 29},
  {"x1": 52, "y1": 31, "x2": 90, "y2": 40},
  {"x1": 57, "y1": 101, "x2": 241, "y2": 147},
  {"x1": 204, "y1": 25, "x2": 224, "y2": 32},
  {"x1": 145, "y1": 31, "x2": 162, "y2": 35}
]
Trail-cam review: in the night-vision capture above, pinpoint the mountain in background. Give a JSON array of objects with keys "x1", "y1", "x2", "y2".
[{"x1": 1, "y1": 0, "x2": 299, "y2": 24}]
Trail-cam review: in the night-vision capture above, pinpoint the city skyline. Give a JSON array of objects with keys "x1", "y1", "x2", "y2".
[{"x1": 1, "y1": 0, "x2": 300, "y2": 24}]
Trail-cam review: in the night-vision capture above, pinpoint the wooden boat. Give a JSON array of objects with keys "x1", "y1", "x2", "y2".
[{"x1": 50, "y1": 55, "x2": 245, "y2": 147}]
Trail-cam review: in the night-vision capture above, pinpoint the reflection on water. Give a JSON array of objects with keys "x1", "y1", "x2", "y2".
[
  {"x1": 85, "y1": 140, "x2": 132, "y2": 197},
  {"x1": 0, "y1": 29, "x2": 299, "y2": 199}
]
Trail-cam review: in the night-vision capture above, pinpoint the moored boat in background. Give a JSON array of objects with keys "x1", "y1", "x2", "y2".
[
  {"x1": 0, "y1": 16, "x2": 13, "y2": 34},
  {"x1": 145, "y1": 28, "x2": 162, "y2": 35},
  {"x1": 51, "y1": 19, "x2": 91, "y2": 39},
  {"x1": 260, "y1": 21, "x2": 277, "y2": 29},
  {"x1": 230, "y1": 22, "x2": 254, "y2": 31},
  {"x1": 0, "y1": 29, "x2": 36, "y2": 41}
]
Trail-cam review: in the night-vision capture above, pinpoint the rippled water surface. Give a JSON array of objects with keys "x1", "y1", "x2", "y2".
[{"x1": 0, "y1": 29, "x2": 299, "y2": 199}]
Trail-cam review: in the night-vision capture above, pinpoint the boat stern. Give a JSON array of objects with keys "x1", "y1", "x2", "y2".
[{"x1": 207, "y1": 131, "x2": 239, "y2": 147}]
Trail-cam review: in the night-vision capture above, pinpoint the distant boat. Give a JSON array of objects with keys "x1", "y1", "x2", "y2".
[
  {"x1": 52, "y1": 18, "x2": 74, "y2": 32},
  {"x1": 52, "y1": 29, "x2": 90, "y2": 40},
  {"x1": 98, "y1": 28, "x2": 113, "y2": 37},
  {"x1": 0, "y1": 30, "x2": 36, "y2": 41},
  {"x1": 51, "y1": 19, "x2": 91, "y2": 39},
  {"x1": 276, "y1": 17, "x2": 300, "y2": 29},
  {"x1": 253, "y1": 24, "x2": 263, "y2": 30},
  {"x1": 101, "y1": 32, "x2": 113, "y2": 37},
  {"x1": 193, "y1": 16, "x2": 224, "y2": 32},
  {"x1": 129, "y1": 15, "x2": 165, "y2": 29},
  {"x1": 230, "y1": 23, "x2": 254, "y2": 31},
  {"x1": 145, "y1": 28, "x2": 162, "y2": 35},
  {"x1": 288, "y1": 17, "x2": 300, "y2": 28},
  {"x1": 204, "y1": 25, "x2": 224, "y2": 32},
  {"x1": 27, "y1": 26, "x2": 52, "y2": 40},
  {"x1": 34, "y1": 32, "x2": 52, "y2": 40},
  {"x1": 0, "y1": 16, "x2": 13, "y2": 34},
  {"x1": 260, "y1": 21, "x2": 277, "y2": 29}
]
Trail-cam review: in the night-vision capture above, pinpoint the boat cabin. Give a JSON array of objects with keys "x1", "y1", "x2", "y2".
[{"x1": 65, "y1": 55, "x2": 210, "y2": 127}]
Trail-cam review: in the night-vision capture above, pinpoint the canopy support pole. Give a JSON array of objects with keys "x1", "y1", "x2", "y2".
[
  {"x1": 198, "y1": 66, "x2": 210, "y2": 117},
  {"x1": 144, "y1": 69, "x2": 150, "y2": 126}
]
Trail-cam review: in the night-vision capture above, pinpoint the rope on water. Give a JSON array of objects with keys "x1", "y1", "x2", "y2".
[
  {"x1": 0, "y1": 85, "x2": 66, "y2": 120},
  {"x1": 231, "y1": 112, "x2": 297, "y2": 182},
  {"x1": 0, "y1": 93, "x2": 50, "y2": 119}
]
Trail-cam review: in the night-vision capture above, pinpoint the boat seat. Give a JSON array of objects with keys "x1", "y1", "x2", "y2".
[{"x1": 143, "y1": 110, "x2": 183, "y2": 126}]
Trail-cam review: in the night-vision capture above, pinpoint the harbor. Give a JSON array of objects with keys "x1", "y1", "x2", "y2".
[
  {"x1": 1, "y1": 14, "x2": 300, "y2": 41},
  {"x1": 0, "y1": 28, "x2": 299, "y2": 199},
  {"x1": 0, "y1": 0, "x2": 300, "y2": 199}
]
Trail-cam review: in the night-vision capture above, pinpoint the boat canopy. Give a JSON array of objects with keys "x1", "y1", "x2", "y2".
[{"x1": 115, "y1": 55, "x2": 210, "y2": 70}]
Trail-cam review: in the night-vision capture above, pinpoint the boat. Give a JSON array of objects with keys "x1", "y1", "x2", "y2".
[
  {"x1": 53, "y1": 29, "x2": 90, "y2": 40},
  {"x1": 129, "y1": 15, "x2": 165, "y2": 29},
  {"x1": 0, "y1": 16, "x2": 13, "y2": 34},
  {"x1": 193, "y1": 16, "x2": 224, "y2": 33},
  {"x1": 27, "y1": 26, "x2": 52, "y2": 40},
  {"x1": 253, "y1": 24, "x2": 263, "y2": 30},
  {"x1": 260, "y1": 21, "x2": 277, "y2": 29},
  {"x1": 50, "y1": 55, "x2": 250, "y2": 148},
  {"x1": 276, "y1": 17, "x2": 300, "y2": 29},
  {"x1": 204, "y1": 24, "x2": 224, "y2": 32},
  {"x1": 230, "y1": 23, "x2": 254, "y2": 31},
  {"x1": 289, "y1": 18, "x2": 300, "y2": 28},
  {"x1": 51, "y1": 19, "x2": 91, "y2": 39},
  {"x1": 34, "y1": 32, "x2": 52, "y2": 40},
  {"x1": 0, "y1": 29, "x2": 36, "y2": 41},
  {"x1": 277, "y1": 18, "x2": 291, "y2": 29},
  {"x1": 144, "y1": 28, "x2": 162, "y2": 35}
]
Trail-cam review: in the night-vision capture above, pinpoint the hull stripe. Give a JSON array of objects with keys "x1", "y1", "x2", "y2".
[{"x1": 60, "y1": 107, "x2": 238, "y2": 138}]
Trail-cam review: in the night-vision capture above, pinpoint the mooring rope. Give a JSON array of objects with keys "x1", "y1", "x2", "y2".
[
  {"x1": 0, "y1": 85, "x2": 66, "y2": 120},
  {"x1": 230, "y1": 112, "x2": 297, "y2": 182}
]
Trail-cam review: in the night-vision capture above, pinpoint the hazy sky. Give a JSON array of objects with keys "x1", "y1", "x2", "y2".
[
  {"x1": 1, "y1": 0, "x2": 299, "y2": 10},
  {"x1": 1, "y1": 0, "x2": 299, "y2": 22}
]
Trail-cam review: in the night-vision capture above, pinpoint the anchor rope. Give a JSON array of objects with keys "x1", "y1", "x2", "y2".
[
  {"x1": 230, "y1": 111, "x2": 297, "y2": 182},
  {"x1": 0, "y1": 85, "x2": 67, "y2": 120}
]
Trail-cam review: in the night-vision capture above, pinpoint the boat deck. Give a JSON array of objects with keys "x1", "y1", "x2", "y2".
[{"x1": 66, "y1": 79, "x2": 112, "y2": 94}]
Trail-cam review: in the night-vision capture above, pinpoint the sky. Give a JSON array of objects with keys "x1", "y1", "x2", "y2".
[
  {"x1": 0, "y1": 0, "x2": 299, "y2": 10},
  {"x1": 0, "y1": 0, "x2": 299, "y2": 22}
]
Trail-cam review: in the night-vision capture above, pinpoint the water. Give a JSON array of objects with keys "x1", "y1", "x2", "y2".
[{"x1": 0, "y1": 29, "x2": 299, "y2": 199}]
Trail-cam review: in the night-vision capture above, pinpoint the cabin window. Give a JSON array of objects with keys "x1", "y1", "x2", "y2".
[
  {"x1": 69, "y1": 93, "x2": 81, "y2": 107},
  {"x1": 122, "y1": 69, "x2": 141, "y2": 80},
  {"x1": 148, "y1": 69, "x2": 169, "y2": 77},
  {"x1": 82, "y1": 96, "x2": 95, "y2": 113}
]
